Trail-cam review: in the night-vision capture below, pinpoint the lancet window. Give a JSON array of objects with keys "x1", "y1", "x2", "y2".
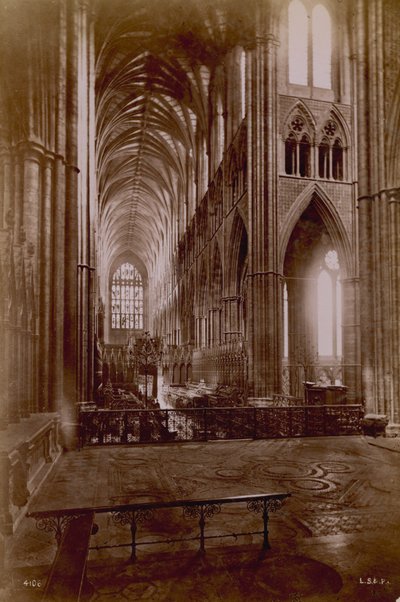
[
  {"x1": 288, "y1": 1, "x2": 332, "y2": 90},
  {"x1": 317, "y1": 250, "x2": 342, "y2": 357}
]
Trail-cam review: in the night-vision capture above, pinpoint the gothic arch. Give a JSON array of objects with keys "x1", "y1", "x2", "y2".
[
  {"x1": 387, "y1": 73, "x2": 400, "y2": 187},
  {"x1": 210, "y1": 242, "x2": 223, "y2": 307},
  {"x1": 279, "y1": 183, "x2": 352, "y2": 278},
  {"x1": 282, "y1": 100, "x2": 316, "y2": 141},
  {"x1": 187, "y1": 270, "x2": 195, "y2": 344},
  {"x1": 198, "y1": 259, "x2": 208, "y2": 314},
  {"x1": 317, "y1": 105, "x2": 351, "y2": 147},
  {"x1": 227, "y1": 211, "x2": 248, "y2": 295}
]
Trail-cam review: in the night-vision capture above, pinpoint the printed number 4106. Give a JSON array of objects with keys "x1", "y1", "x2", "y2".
[{"x1": 24, "y1": 580, "x2": 41, "y2": 588}]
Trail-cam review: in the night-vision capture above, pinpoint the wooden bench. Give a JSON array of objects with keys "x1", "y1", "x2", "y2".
[{"x1": 42, "y1": 512, "x2": 95, "y2": 602}]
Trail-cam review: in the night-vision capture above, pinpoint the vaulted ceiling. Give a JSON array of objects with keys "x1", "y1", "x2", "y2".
[{"x1": 94, "y1": 0, "x2": 253, "y2": 277}]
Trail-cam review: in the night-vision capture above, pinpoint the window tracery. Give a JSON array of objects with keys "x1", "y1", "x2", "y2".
[
  {"x1": 284, "y1": 111, "x2": 314, "y2": 177},
  {"x1": 111, "y1": 263, "x2": 143, "y2": 330},
  {"x1": 318, "y1": 118, "x2": 344, "y2": 181}
]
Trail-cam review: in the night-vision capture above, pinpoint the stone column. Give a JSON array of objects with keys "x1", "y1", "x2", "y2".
[
  {"x1": 355, "y1": 0, "x2": 375, "y2": 411},
  {"x1": 247, "y1": 8, "x2": 281, "y2": 398},
  {"x1": 49, "y1": 0, "x2": 67, "y2": 413},
  {"x1": 358, "y1": 196, "x2": 374, "y2": 411},
  {"x1": 341, "y1": 277, "x2": 361, "y2": 403},
  {"x1": 387, "y1": 188, "x2": 400, "y2": 431},
  {"x1": 38, "y1": 154, "x2": 53, "y2": 411}
]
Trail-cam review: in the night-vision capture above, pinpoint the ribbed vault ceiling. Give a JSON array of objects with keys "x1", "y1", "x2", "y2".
[{"x1": 95, "y1": 0, "x2": 253, "y2": 276}]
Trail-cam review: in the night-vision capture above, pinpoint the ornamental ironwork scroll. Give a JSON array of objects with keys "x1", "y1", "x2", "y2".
[
  {"x1": 247, "y1": 497, "x2": 285, "y2": 550},
  {"x1": 34, "y1": 514, "x2": 86, "y2": 546},
  {"x1": 183, "y1": 503, "x2": 221, "y2": 553},
  {"x1": 111, "y1": 508, "x2": 154, "y2": 561}
]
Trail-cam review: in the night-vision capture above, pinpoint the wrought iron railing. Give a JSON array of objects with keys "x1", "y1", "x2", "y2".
[
  {"x1": 28, "y1": 491, "x2": 290, "y2": 561},
  {"x1": 79, "y1": 404, "x2": 363, "y2": 447},
  {"x1": 271, "y1": 394, "x2": 303, "y2": 406}
]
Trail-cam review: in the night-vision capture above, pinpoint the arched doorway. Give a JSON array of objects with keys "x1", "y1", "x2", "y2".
[{"x1": 283, "y1": 203, "x2": 344, "y2": 397}]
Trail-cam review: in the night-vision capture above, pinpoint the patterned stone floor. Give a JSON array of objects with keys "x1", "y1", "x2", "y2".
[{"x1": 2, "y1": 436, "x2": 400, "y2": 601}]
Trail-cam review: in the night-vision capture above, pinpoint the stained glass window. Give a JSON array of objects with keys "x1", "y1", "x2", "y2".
[{"x1": 111, "y1": 263, "x2": 143, "y2": 329}]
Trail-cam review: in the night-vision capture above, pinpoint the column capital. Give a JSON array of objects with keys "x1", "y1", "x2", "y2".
[{"x1": 386, "y1": 187, "x2": 400, "y2": 204}]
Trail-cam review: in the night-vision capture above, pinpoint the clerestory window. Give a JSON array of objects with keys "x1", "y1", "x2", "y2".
[{"x1": 288, "y1": 1, "x2": 332, "y2": 90}]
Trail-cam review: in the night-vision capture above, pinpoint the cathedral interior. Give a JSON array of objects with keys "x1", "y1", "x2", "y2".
[{"x1": 0, "y1": 0, "x2": 400, "y2": 600}]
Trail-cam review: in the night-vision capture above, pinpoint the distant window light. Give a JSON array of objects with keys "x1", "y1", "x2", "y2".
[
  {"x1": 217, "y1": 95, "x2": 224, "y2": 164},
  {"x1": 283, "y1": 282, "x2": 289, "y2": 358},
  {"x1": 325, "y1": 249, "x2": 339, "y2": 271},
  {"x1": 317, "y1": 270, "x2": 333, "y2": 355},
  {"x1": 312, "y1": 5, "x2": 332, "y2": 89},
  {"x1": 111, "y1": 262, "x2": 143, "y2": 330},
  {"x1": 240, "y1": 49, "x2": 246, "y2": 120},
  {"x1": 336, "y1": 278, "x2": 342, "y2": 355},
  {"x1": 288, "y1": 0, "x2": 308, "y2": 85},
  {"x1": 318, "y1": 251, "x2": 342, "y2": 357}
]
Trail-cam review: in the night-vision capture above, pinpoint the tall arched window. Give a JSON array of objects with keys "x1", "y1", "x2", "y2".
[
  {"x1": 288, "y1": 0, "x2": 308, "y2": 85},
  {"x1": 312, "y1": 5, "x2": 332, "y2": 89},
  {"x1": 240, "y1": 49, "x2": 246, "y2": 120},
  {"x1": 283, "y1": 282, "x2": 289, "y2": 358},
  {"x1": 216, "y1": 95, "x2": 224, "y2": 166},
  {"x1": 317, "y1": 250, "x2": 341, "y2": 357},
  {"x1": 111, "y1": 263, "x2": 143, "y2": 329},
  {"x1": 288, "y1": 1, "x2": 332, "y2": 90}
]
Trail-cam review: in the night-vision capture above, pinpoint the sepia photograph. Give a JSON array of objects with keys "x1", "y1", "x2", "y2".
[{"x1": 0, "y1": 0, "x2": 399, "y2": 600}]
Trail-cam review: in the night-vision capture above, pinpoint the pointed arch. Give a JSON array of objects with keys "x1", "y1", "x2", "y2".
[
  {"x1": 227, "y1": 211, "x2": 248, "y2": 295},
  {"x1": 210, "y1": 242, "x2": 223, "y2": 307},
  {"x1": 198, "y1": 258, "x2": 208, "y2": 314},
  {"x1": 282, "y1": 100, "x2": 316, "y2": 142},
  {"x1": 317, "y1": 106, "x2": 350, "y2": 146},
  {"x1": 386, "y1": 73, "x2": 400, "y2": 187},
  {"x1": 279, "y1": 183, "x2": 352, "y2": 278}
]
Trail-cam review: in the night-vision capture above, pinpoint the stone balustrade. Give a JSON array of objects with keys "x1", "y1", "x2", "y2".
[{"x1": 0, "y1": 413, "x2": 61, "y2": 538}]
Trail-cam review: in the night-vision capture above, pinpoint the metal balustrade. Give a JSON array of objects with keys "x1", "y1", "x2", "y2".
[
  {"x1": 79, "y1": 404, "x2": 363, "y2": 447},
  {"x1": 28, "y1": 492, "x2": 291, "y2": 562}
]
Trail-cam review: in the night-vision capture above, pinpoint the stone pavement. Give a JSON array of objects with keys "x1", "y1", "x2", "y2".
[{"x1": 2, "y1": 436, "x2": 400, "y2": 601}]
